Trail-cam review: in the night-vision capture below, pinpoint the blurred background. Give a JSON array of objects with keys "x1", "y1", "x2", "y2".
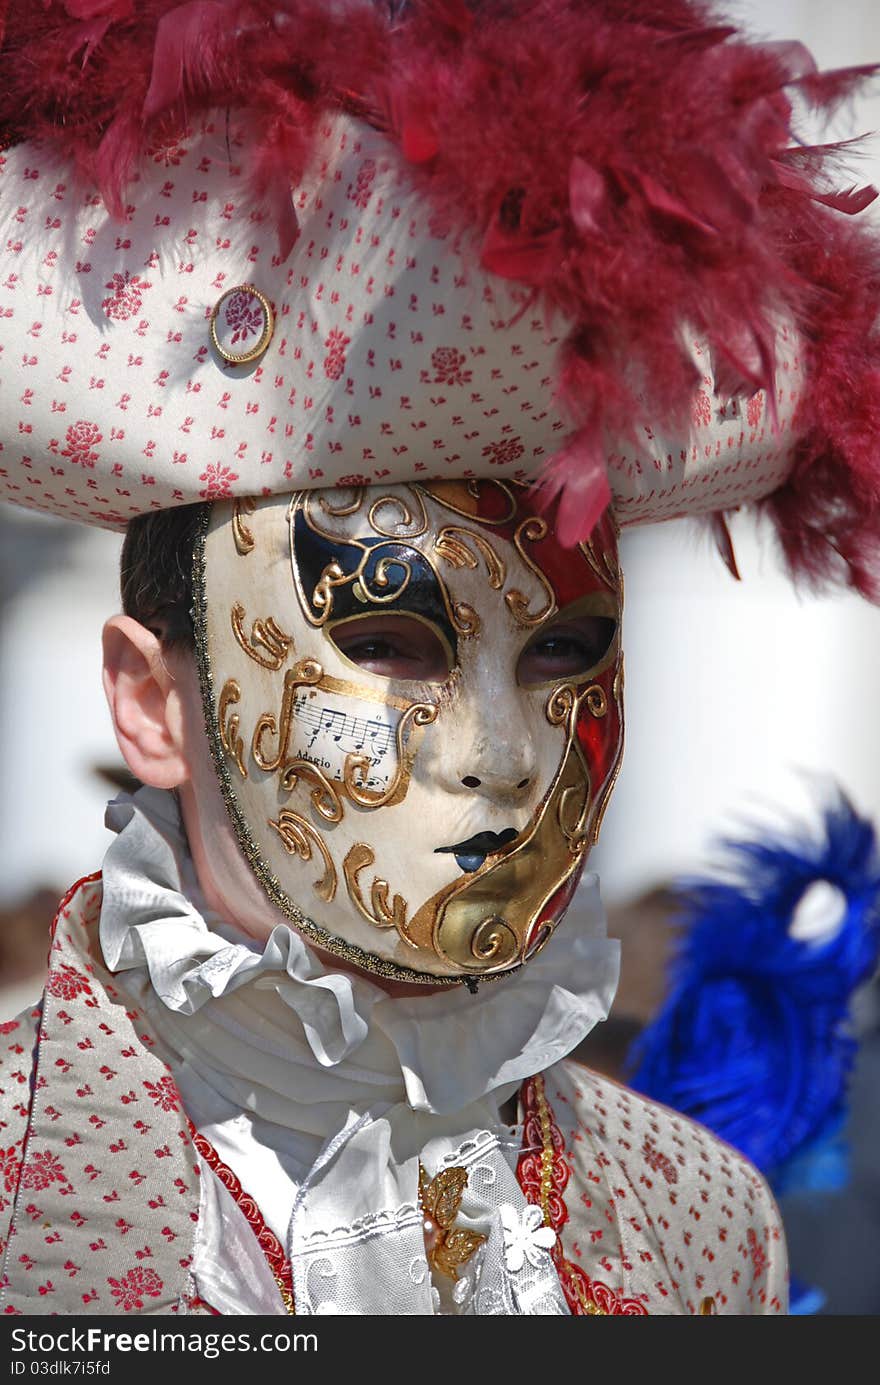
[{"x1": 1, "y1": 0, "x2": 879, "y2": 1314}]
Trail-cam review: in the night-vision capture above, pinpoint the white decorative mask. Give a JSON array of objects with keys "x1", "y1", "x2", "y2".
[{"x1": 195, "y1": 481, "x2": 624, "y2": 983}]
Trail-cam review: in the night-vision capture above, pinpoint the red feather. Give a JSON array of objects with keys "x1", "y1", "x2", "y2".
[
  {"x1": 788, "y1": 62, "x2": 880, "y2": 110},
  {"x1": 760, "y1": 38, "x2": 817, "y2": 84},
  {"x1": 143, "y1": 1, "x2": 240, "y2": 121},
  {"x1": 481, "y1": 220, "x2": 563, "y2": 287},
  {"x1": 710, "y1": 512, "x2": 741, "y2": 582},
  {"x1": 569, "y1": 157, "x2": 606, "y2": 236},
  {"x1": 634, "y1": 170, "x2": 720, "y2": 237},
  {"x1": 656, "y1": 25, "x2": 737, "y2": 55},
  {"x1": 534, "y1": 433, "x2": 612, "y2": 548},
  {"x1": 401, "y1": 120, "x2": 439, "y2": 164},
  {"x1": 774, "y1": 163, "x2": 878, "y2": 216}
]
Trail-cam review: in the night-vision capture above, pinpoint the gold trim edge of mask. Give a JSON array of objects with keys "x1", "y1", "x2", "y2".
[{"x1": 192, "y1": 502, "x2": 527, "y2": 988}]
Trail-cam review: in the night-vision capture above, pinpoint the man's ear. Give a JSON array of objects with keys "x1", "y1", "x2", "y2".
[{"x1": 102, "y1": 615, "x2": 190, "y2": 790}]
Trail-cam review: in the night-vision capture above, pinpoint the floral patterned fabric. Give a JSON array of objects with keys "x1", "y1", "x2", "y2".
[
  {"x1": 519, "y1": 1069, "x2": 787, "y2": 1315},
  {"x1": 0, "y1": 113, "x2": 802, "y2": 533},
  {"x1": 0, "y1": 876, "x2": 787, "y2": 1314},
  {"x1": 0, "y1": 875, "x2": 203, "y2": 1315}
]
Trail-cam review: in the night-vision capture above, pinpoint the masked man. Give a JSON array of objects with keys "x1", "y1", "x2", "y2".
[{"x1": 1, "y1": 0, "x2": 878, "y2": 1315}]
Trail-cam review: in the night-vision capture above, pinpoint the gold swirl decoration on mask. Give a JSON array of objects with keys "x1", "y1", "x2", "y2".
[
  {"x1": 218, "y1": 679, "x2": 247, "y2": 778},
  {"x1": 589, "y1": 658, "x2": 625, "y2": 847},
  {"x1": 426, "y1": 876, "x2": 541, "y2": 971},
  {"x1": 316, "y1": 487, "x2": 366, "y2": 518},
  {"x1": 232, "y1": 497, "x2": 257, "y2": 555},
  {"x1": 546, "y1": 680, "x2": 606, "y2": 732},
  {"x1": 366, "y1": 488, "x2": 429, "y2": 539},
  {"x1": 426, "y1": 481, "x2": 617, "y2": 640},
  {"x1": 289, "y1": 489, "x2": 479, "y2": 639},
  {"x1": 557, "y1": 786, "x2": 593, "y2": 856},
  {"x1": 290, "y1": 491, "x2": 414, "y2": 627},
  {"x1": 279, "y1": 759, "x2": 345, "y2": 824},
  {"x1": 505, "y1": 517, "x2": 559, "y2": 626},
  {"x1": 414, "y1": 478, "x2": 520, "y2": 526},
  {"x1": 546, "y1": 683, "x2": 575, "y2": 728},
  {"x1": 578, "y1": 526, "x2": 622, "y2": 596},
  {"x1": 546, "y1": 680, "x2": 606, "y2": 852},
  {"x1": 343, "y1": 701, "x2": 439, "y2": 809},
  {"x1": 227, "y1": 598, "x2": 438, "y2": 904},
  {"x1": 230, "y1": 602, "x2": 294, "y2": 671},
  {"x1": 312, "y1": 485, "x2": 431, "y2": 539},
  {"x1": 448, "y1": 598, "x2": 479, "y2": 638},
  {"x1": 251, "y1": 659, "x2": 324, "y2": 772},
  {"x1": 250, "y1": 667, "x2": 432, "y2": 815},
  {"x1": 432, "y1": 512, "x2": 564, "y2": 638},
  {"x1": 433, "y1": 526, "x2": 506, "y2": 590},
  {"x1": 463, "y1": 914, "x2": 520, "y2": 967},
  {"x1": 547, "y1": 670, "x2": 622, "y2": 850},
  {"x1": 584, "y1": 683, "x2": 608, "y2": 718},
  {"x1": 317, "y1": 552, "x2": 414, "y2": 625},
  {"x1": 343, "y1": 843, "x2": 410, "y2": 936},
  {"x1": 268, "y1": 810, "x2": 337, "y2": 903}
]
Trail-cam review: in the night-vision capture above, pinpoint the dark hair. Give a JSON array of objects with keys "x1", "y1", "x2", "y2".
[{"x1": 119, "y1": 503, "x2": 206, "y2": 648}]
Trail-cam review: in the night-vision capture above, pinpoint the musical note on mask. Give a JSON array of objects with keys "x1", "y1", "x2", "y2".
[{"x1": 290, "y1": 690, "x2": 397, "y2": 792}]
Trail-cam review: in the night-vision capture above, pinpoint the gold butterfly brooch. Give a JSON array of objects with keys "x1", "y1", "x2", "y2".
[{"x1": 418, "y1": 1164, "x2": 487, "y2": 1281}]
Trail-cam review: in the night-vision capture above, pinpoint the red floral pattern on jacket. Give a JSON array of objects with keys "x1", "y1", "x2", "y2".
[{"x1": 0, "y1": 875, "x2": 788, "y2": 1315}]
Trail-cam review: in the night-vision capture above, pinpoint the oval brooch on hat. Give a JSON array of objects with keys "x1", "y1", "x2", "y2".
[{"x1": 210, "y1": 284, "x2": 275, "y2": 366}]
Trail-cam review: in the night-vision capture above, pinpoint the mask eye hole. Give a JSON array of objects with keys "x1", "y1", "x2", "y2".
[
  {"x1": 328, "y1": 613, "x2": 452, "y2": 683},
  {"x1": 517, "y1": 615, "x2": 618, "y2": 687}
]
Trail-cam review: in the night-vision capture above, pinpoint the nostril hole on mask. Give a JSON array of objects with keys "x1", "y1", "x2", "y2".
[{"x1": 462, "y1": 775, "x2": 481, "y2": 789}]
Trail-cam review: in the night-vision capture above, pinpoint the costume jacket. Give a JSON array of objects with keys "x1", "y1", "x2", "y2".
[{"x1": 0, "y1": 875, "x2": 787, "y2": 1316}]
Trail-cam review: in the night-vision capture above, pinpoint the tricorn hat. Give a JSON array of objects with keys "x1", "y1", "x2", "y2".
[{"x1": 1, "y1": 0, "x2": 879, "y2": 593}]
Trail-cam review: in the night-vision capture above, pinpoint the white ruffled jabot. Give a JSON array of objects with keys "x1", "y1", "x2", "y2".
[{"x1": 99, "y1": 787, "x2": 620, "y2": 1315}]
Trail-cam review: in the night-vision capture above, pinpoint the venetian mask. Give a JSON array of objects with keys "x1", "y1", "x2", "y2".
[{"x1": 194, "y1": 480, "x2": 624, "y2": 983}]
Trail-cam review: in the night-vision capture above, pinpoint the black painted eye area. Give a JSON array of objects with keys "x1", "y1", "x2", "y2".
[
  {"x1": 329, "y1": 613, "x2": 452, "y2": 682},
  {"x1": 518, "y1": 615, "x2": 618, "y2": 687},
  {"x1": 292, "y1": 509, "x2": 459, "y2": 659}
]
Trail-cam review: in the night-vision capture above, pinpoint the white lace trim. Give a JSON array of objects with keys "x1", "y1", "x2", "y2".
[{"x1": 294, "y1": 1204, "x2": 424, "y2": 1252}]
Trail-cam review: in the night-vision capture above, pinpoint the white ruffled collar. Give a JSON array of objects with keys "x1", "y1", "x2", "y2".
[{"x1": 99, "y1": 786, "x2": 620, "y2": 1120}]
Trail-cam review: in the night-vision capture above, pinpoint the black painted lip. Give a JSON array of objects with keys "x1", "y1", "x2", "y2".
[{"x1": 435, "y1": 828, "x2": 519, "y2": 856}]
